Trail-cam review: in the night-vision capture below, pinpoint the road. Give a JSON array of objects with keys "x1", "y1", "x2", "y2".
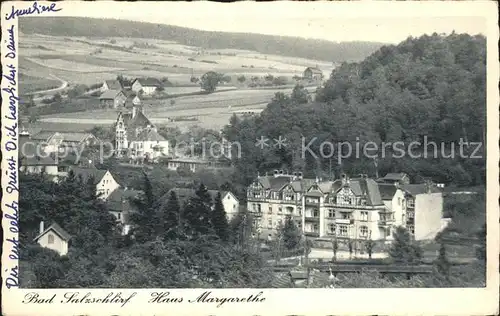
[{"x1": 27, "y1": 75, "x2": 69, "y2": 101}]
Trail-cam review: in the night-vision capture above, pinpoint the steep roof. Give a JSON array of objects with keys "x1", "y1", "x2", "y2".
[
  {"x1": 104, "y1": 80, "x2": 123, "y2": 90},
  {"x1": 48, "y1": 132, "x2": 97, "y2": 143},
  {"x1": 401, "y1": 184, "x2": 441, "y2": 196},
  {"x1": 333, "y1": 178, "x2": 383, "y2": 206},
  {"x1": 100, "y1": 89, "x2": 124, "y2": 100},
  {"x1": 107, "y1": 188, "x2": 142, "y2": 211},
  {"x1": 257, "y1": 175, "x2": 296, "y2": 191},
  {"x1": 304, "y1": 67, "x2": 323, "y2": 74},
  {"x1": 30, "y1": 131, "x2": 56, "y2": 141},
  {"x1": 70, "y1": 166, "x2": 107, "y2": 182},
  {"x1": 135, "y1": 128, "x2": 166, "y2": 142},
  {"x1": 34, "y1": 222, "x2": 71, "y2": 242},
  {"x1": 377, "y1": 183, "x2": 398, "y2": 200},
  {"x1": 133, "y1": 77, "x2": 163, "y2": 87},
  {"x1": 19, "y1": 137, "x2": 58, "y2": 166},
  {"x1": 382, "y1": 173, "x2": 409, "y2": 181}
]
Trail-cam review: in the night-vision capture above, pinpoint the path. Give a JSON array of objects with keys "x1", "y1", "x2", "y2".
[{"x1": 28, "y1": 75, "x2": 68, "y2": 100}]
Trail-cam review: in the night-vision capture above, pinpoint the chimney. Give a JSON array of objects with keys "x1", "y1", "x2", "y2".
[{"x1": 39, "y1": 221, "x2": 45, "y2": 234}]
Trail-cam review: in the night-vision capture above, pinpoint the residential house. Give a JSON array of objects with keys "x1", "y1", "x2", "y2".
[
  {"x1": 392, "y1": 182, "x2": 443, "y2": 240},
  {"x1": 162, "y1": 188, "x2": 240, "y2": 221},
  {"x1": 42, "y1": 132, "x2": 98, "y2": 154},
  {"x1": 107, "y1": 187, "x2": 142, "y2": 235},
  {"x1": 34, "y1": 221, "x2": 71, "y2": 256},
  {"x1": 115, "y1": 105, "x2": 169, "y2": 160},
  {"x1": 70, "y1": 166, "x2": 120, "y2": 199},
  {"x1": 100, "y1": 89, "x2": 127, "y2": 108},
  {"x1": 131, "y1": 78, "x2": 163, "y2": 95},
  {"x1": 303, "y1": 67, "x2": 324, "y2": 81},
  {"x1": 377, "y1": 172, "x2": 410, "y2": 185},
  {"x1": 247, "y1": 171, "x2": 444, "y2": 242},
  {"x1": 165, "y1": 157, "x2": 212, "y2": 173},
  {"x1": 247, "y1": 170, "x2": 314, "y2": 239},
  {"x1": 18, "y1": 135, "x2": 69, "y2": 182},
  {"x1": 101, "y1": 79, "x2": 123, "y2": 93}
]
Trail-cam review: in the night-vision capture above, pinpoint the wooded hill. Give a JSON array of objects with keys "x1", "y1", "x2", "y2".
[{"x1": 20, "y1": 17, "x2": 384, "y2": 62}]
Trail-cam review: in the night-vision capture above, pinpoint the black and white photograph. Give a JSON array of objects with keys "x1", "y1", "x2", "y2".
[{"x1": 2, "y1": 1, "x2": 499, "y2": 315}]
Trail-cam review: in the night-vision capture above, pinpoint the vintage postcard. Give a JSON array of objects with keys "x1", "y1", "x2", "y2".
[{"x1": 2, "y1": 1, "x2": 499, "y2": 315}]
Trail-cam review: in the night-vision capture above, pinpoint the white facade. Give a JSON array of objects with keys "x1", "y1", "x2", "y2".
[
  {"x1": 131, "y1": 80, "x2": 157, "y2": 95},
  {"x1": 96, "y1": 171, "x2": 120, "y2": 200},
  {"x1": 36, "y1": 230, "x2": 69, "y2": 256},
  {"x1": 130, "y1": 140, "x2": 169, "y2": 159},
  {"x1": 222, "y1": 192, "x2": 240, "y2": 222}
]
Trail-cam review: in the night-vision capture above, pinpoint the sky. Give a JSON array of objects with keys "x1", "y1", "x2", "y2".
[{"x1": 39, "y1": 1, "x2": 489, "y2": 44}]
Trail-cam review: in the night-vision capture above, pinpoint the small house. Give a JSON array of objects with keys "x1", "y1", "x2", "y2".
[
  {"x1": 70, "y1": 166, "x2": 120, "y2": 200},
  {"x1": 34, "y1": 222, "x2": 71, "y2": 256},
  {"x1": 101, "y1": 79, "x2": 123, "y2": 93},
  {"x1": 107, "y1": 187, "x2": 143, "y2": 234},
  {"x1": 99, "y1": 90, "x2": 127, "y2": 108},
  {"x1": 131, "y1": 78, "x2": 163, "y2": 95},
  {"x1": 303, "y1": 67, "x2": 324, "y2": 81}
]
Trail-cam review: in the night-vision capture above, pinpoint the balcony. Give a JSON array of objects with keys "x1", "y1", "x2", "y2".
[
  {"x1": 251, "y1": 211, "x2": 263, "y2": 217},
  {"x1": 378, "y1": 218, "x2": 395, "y2": 226},
  {"x1": 335, "y1": 218, "x2": 353, "y2": 225},
  {"x1": 305, "y1": 199, "x2": 320, "y2": 207},
  {"x1": 304, "y1": 216, "x2": 320, "y2": 222}
]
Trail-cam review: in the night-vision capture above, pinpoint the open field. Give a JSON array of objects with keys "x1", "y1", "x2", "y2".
[
  {"x1": 19, "y1": 74, "x2": 61, "y2": 95},
  {"x1": 20, "y1": 33, "x2": 332, "y2": 92}
]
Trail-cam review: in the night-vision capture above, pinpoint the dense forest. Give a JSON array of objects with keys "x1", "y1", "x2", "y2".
[
  {"x1": 223, "y1": 32, "x2": 486, "y2": 188},
  {"x1": 20, "y1": 17, "x2": 383, "y2": 62},
  {"x1": 20, "y1": 173, "x2": 271, "y2": 288}
]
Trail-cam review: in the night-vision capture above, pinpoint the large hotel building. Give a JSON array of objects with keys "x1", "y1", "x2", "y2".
[{"x1": 247, "y1": 171, "x2": 444, "y2": 242}]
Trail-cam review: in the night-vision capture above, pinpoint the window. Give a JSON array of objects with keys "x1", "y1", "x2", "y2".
[
  {"x1": 267, "y1": 219, "x2": 273, "y2": 229},
  {"x1": 312, "y1": 209, "x2": 319, "y2": 217},
  {"x1": 313, "y1": 223, "x2": 319, "y2": 232},
  {"x1": 227, "y1": 196, "x2": 230, "y2": 200},
  {"x1": 328, "y1": 209, "x2": 335, "y2": 218},
  {"x1": 278, "y1": 207, "x2": 282, "y2": 214},
  {"x1": 341, "y1": 212, "x2": 351, "y2": 220},
  {"x1": 360, "y1": 211, "x2": 368, "y2": 221},
  {"x1": 360, "y1": 225, "x2": 369, "y2": 237},
  {"x1": 48, "y1": 234, "x2": 54, "y2": 244},
  {"x1": 117, "y1": 213, "x2": 121, "y2": 220},
  {"x1": 268, "y1": 206, "x2": 272, "y2": 214},
  {"x1": 328, "y1": 223, "x2": 335, "y2": 234},
  {"x1": 408, "y1": 225, "x2": 415, "y2": 235},
  {"x1": 339, "y1": 225, "x2": 348, "y2": 237}
]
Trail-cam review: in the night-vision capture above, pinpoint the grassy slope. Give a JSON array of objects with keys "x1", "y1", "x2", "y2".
[{"x1": 20, "y1": 17, "x2": 384, "y2": 62}]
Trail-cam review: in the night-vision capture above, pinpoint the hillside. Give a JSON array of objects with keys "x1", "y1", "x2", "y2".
[
  {"x1": 223, "y1": 32, "x2": 486, "y2": 187},
  {"x1": 19, "y1": 17, "x2": 384, "y2": 62}
]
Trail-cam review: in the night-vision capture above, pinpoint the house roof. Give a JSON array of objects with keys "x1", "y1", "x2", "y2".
[
  {"x1": 107, "y1": 187, "x2": 143, "y2": 211},
  {"x1": 378, "y1": 183, "x2": 398, "y2": 200},
  {"x1": 382, "y1": 173, "x2": 409, "y2": 181},
  {"x1": 104, "y1": 80, "x2": 123, "y2": 90},
  {"x1": 135, "y1": 128, "x2": 166, "y2": 142},
  {"x1": 401, "y1": 184, "x2": 441, "y2": 196},
  {"x1": 34, "y1": 222, "x2": 71, "y2": 242},
  {"x1": 331, "y1": 178, "x2": 383, "y2": 206},
  {"x1": 19, "y1": 137, "x2": 58, "y2": 166},
  {"x1": 30, "y1": 131, "x2": 56, "y2": 141},
  {"x1": 100, "y1": 89, "x2": 124, "y2": 100},
  {"x1": 304, "y1": 67, "x2": 323, "y2": 74},
  {"x1": 70, "y1": 166, "x2": 108, "y2": 182},
  {"x1": 48, "y1": 132, "x2": 97, "y2": 143},
  {"x1": 133, "y1": 77, "x2": 163, "y2": 88}
]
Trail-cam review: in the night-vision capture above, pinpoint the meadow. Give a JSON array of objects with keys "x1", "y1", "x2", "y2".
[{"x1": 19, "y1": 74, "x2": 61, "y2": 95}]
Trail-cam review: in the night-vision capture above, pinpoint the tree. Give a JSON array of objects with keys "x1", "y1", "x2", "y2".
[
  {"x1": 365, "y1": 238, "x2": 375, "y2": 259},
  {"x1": 200, "y1": 71, "x2": 223, "y2": 93},
  {"x1": 162, "y1": 191, "x2": 183, "y2": 240},
  {"x1": 279, "y1": 216, "x2": 301, "y2": 251},
  {"x1": 435, "y1": 242, "x2": 450, "y2": 279},
  {"x1": 182, "y1": 183, "x2": 214, "y2": 239},
  {"x1": 237, "y1": 75, "x2": 246, "y2": 83},
  {"x1": 211, "y1": 192, "x2": 230, "y2": 242},
  {"x1": 129, "y1": 172, "x2": 161, "y2": 243},
  {"x1": 388, "y1": 226, "x2": 423, "y2": 264},
  {"x1": 291, "y1": 84, "x2": 310, "y2": 104}
]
